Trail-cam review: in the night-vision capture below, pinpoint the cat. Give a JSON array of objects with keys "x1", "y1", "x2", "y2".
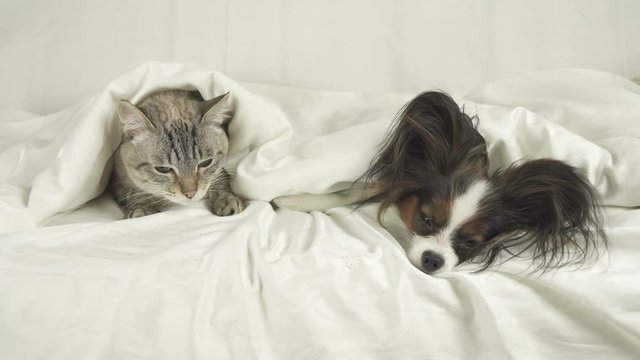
[{"x1": 109, "y1": 89, "x2": 245, "y2": 218}]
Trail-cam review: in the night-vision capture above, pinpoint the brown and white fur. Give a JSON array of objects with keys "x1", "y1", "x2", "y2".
[{"x1": 274, "y1": 91, "x2": 607, "y2": 274}]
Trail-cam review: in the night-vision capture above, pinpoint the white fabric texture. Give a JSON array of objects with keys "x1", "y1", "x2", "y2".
[{"x1": 0, "y1": 63, "x2": 639, "y2": 359}]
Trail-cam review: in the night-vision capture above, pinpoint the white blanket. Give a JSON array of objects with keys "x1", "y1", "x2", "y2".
[{"x1": 1, "y1": 63, "x2": 639, "y2": 359}]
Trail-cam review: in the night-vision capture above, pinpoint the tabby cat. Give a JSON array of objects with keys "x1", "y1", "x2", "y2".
[{"x1": 109, "y1": 89, "x2": 245, "y2": 218}]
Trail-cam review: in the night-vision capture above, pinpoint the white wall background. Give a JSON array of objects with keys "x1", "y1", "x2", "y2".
[{"x1": 1, "y1": 0, "x2": 639, "y2": 114}]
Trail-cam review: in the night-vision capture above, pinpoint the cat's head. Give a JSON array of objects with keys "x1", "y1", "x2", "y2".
[{"x1": 116, "y1": 91, "x2": 233, "y2": 205}]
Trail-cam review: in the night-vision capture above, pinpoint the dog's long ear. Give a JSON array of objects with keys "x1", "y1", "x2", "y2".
[
  {"x1": 365, "y1": 91, "x2": 488, "y2": 216},
  {"x1": 480, "y1": 159, "x2": 607, "y2": 271}
]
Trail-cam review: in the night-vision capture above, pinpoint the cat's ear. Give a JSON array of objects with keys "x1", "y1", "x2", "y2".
[
  {"x1": 117, "y1": 100, "x2": 155, "y2": 139},
  {"x1": 201, "y1": 92, "x2": 233, "y2": 129}
]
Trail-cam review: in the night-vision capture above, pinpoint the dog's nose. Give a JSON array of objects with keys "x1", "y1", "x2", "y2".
[
  {"x1": 421, "y1": 250, "x2": 444, "y2": 273},
  {"x1": 183, "y1": 190, "x2": 196, "y2": 199}
]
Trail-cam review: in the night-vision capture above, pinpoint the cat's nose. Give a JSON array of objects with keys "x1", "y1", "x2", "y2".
[{"x1": 183, "y1": 190, "x2": 196, "y2": 199}]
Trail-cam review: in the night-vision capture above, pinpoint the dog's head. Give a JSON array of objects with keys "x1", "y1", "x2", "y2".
[{"x1": 365, "y1": 91, "x2": 606, "y2": 274}]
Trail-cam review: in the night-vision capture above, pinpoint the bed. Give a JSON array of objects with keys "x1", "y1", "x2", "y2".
[{"x1": 1, "y1": 62, "x2": 639, "y2": 359}]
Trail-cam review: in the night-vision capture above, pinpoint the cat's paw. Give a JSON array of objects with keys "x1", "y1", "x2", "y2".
[
  {"x1": 127, "y1": 207, "x2": 159, "y2": 218},
  {"x1": 208, "y1": 192, "x2": 246, "y2": 216}
]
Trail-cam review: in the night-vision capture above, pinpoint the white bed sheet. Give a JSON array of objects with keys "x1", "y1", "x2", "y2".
[{"x1": 0, "y1": 63, "x2": 639, "y2": 359}]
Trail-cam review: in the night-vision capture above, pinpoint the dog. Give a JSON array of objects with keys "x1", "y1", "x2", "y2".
[{"x1": 274, "y1": 91, "x2": 607, "y2": 274}]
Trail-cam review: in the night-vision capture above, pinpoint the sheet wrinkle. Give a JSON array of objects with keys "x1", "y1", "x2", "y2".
[
  {"x1": 444, "y1": 275, "x2": 512, "y2": 359},
  {"x1": 1, "y1": 64, "x2": 640, "y2": 359},
  {"x1": 499, "y1": 272, "x2": 640, "y2": 354}
]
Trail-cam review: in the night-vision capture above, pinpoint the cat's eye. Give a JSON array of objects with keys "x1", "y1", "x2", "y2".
[
  {"x1": 154, "y1": 166, "x2": 173, "y2": 174},
  {"x1": 198, "y1": 158, "x2": 214, "y2": 168}
]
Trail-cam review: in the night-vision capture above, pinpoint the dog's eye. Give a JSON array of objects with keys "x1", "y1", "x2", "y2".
[
  {"x1": 422, "y1": 216, "x2": 431, "y2": 226},
  {"x1": 154, "y1": 166, "x2": 173, "y2": 174},
  {"x1": 198, "y1": 158, "x2": 214, "y2": 168},
  {"x1": 461, "y1": 239, "x2": 479, "y2": 249}
]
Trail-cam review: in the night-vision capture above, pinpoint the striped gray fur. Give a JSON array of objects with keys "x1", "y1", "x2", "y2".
[{"x1": 109, "y1": 89, "x2": 245, "y2": 218}]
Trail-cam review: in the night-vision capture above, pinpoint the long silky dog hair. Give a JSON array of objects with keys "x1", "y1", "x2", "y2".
[{"x1": 361, "y1": 91, "x2": 607, "y2": 273}]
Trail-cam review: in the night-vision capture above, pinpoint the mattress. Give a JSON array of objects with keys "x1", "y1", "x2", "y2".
[{"x1": 0, "y1": 63, "x2": 639, "y2": 359}]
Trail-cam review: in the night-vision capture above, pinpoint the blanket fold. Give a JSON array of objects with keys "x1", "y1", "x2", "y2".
[
  {"x1": 1, "y1": 62, "x2": 639, "y2": 360},
  {"x1": 1, "y1": 63, "x2": 640, "y2": 231}
]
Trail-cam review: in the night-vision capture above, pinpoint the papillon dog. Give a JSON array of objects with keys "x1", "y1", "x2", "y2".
[{"x1": 274, "y1": 91, "x2": 607, "y2": 274}]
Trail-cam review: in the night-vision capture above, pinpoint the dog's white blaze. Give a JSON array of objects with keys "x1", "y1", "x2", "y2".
[
  {"x1": 447, "y1": 180, "x2": 489, "y2": 236},
  {"x1": 408, "y1": 180, "x2": 489, "y2": 274}
]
